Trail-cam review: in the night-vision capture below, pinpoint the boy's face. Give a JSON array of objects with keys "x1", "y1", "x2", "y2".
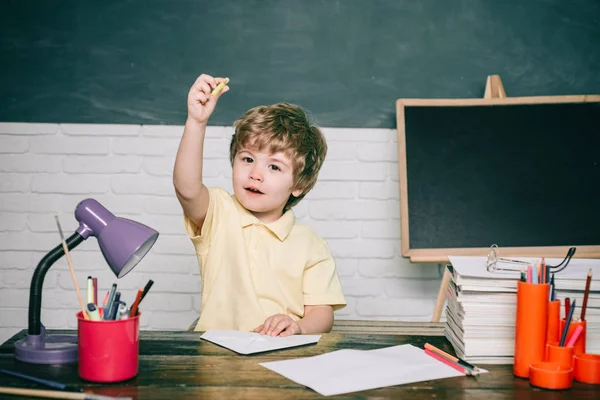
[{"x1": 232, "y1": 148, "x2": 302, "y2": 222}]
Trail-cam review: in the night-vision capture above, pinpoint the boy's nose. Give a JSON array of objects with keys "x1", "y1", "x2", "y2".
[{"x1": 249, "y1": 167, "x2": 263, "y2": 182}]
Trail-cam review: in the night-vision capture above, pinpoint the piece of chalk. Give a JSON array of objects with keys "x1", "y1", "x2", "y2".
[{"x1": 211, "y1": 77, "x2": 230, "y2": 96}]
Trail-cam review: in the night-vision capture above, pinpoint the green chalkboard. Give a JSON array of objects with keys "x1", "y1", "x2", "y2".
[
  {"x1": 396, "y1": 96, "x2": 600, "y2": 262},
  {"x1": 1, "y1": 0, "x2": 600, "y2": 127}
]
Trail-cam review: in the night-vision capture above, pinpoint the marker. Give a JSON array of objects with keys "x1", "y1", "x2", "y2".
[
  {"x1": 86, "y1": 276, "x2": 93, "y2": 304},
  {"x1": 86, "y1": 303, "x2": 101, "y2": 321},
  {"x1": 103, "y1": 284, "x2": 117, "y2": 320},
  {"x1": 129, "y1": 289, "x2": 144, "y2": 317},
  {"x1": 211, "y1": 77, "x2": 229, "y2": 96},
  {"x1": 140, "y1": 279, "x2": 154, "y2": 302}
]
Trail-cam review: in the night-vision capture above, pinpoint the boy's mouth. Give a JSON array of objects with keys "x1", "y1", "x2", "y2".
[{"x1": 245, "y1": 187, "x2": 264, "y2": 195}]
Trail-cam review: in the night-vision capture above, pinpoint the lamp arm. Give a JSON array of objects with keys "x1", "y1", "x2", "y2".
[{"x1": 28, "y1": 232, "x2": 85, "y2": 335}]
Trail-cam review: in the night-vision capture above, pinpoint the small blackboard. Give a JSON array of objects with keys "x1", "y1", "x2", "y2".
[{"x1": 396, "y1": 95, "x2": 600, "y2": 262}]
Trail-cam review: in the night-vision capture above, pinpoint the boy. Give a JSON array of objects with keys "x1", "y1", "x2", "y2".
[{"x1": 174, "y1": 74, "x2": 346, "y2": 337}]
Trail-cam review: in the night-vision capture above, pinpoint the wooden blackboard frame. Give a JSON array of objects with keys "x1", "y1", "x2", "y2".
[{"x1": 396, "y1": 93, "x2": 600, "y2": 263}]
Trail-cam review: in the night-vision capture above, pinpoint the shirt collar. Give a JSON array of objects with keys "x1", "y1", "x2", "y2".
[{"x1": 232, "y1": 196, "x2": 296, "y2": 241}]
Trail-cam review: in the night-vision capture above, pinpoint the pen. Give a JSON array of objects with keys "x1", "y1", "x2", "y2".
[
  {"x1": 103, "y1": 284, "x2": 117, "y2": 320},
  {"x1": 107, "y1": 292, "x2": 121, "y2": 320}
]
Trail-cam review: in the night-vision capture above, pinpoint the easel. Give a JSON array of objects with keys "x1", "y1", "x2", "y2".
[{"x1": 430, "y1": 75, "x2": 506, "y2": 323}]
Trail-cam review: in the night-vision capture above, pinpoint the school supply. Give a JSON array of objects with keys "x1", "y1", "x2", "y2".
[
  {"x1": 200, "y1": 330, "x2": 321, "y2": 355},
  {"x1": 55, "y1": 216, "x2": 88, "y2": 321},
  {"x1": 0, "y1": 387, "x2": 131, "y2": 400},
  {"x1": 78, "y1": 311, "x2": 141, "y2": 382},
  {"x1": 0, "y1": 369, "x2": 82, "y2": 392},
  {"x1": 445, "y1": 254, "x2": 599, "y2": 364},
  {"x1": 13, "y1": 198, "x2": 158, "y2": 365},
  {"x1": 259, "y1": 344, "x2": 488, "y2": 396}
]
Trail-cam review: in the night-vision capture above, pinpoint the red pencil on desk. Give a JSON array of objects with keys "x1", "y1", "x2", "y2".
[{"x1": 424, "y1": 349, "x2": 472, "y2": 376}]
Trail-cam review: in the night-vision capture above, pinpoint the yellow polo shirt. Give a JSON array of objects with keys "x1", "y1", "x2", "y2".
[{"x1": 184, "y1": 187, "x2": 346, "y2": 332}]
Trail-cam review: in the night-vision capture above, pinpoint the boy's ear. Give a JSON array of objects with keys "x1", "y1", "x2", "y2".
[{"x1": 291, "y1": 187, "x2": 303, "y2": 197}]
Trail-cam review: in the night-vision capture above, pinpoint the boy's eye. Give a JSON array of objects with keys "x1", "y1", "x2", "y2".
[
  {"x1": 269, "y1": 165, "x2": 281, "y2": 171},
  {"x1": 242, "y1": 157, "x2": 253, "y2": 163}
]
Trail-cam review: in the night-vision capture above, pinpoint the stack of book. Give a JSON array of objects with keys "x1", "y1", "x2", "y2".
[{"x1": 444, "y1": 256, "x2": 599, "y2": 364}]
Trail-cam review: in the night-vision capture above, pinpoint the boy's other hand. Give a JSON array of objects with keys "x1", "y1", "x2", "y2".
[
  {"x1": 187, "y1": 74, "x2": 229, "y2": 124},
  {"x1": 253, "y1": 314, "x2": 301, "y2": 337}
]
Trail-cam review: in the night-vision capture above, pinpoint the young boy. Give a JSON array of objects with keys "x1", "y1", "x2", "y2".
[{"x1": 174, "y1": 74, "x2": 346, "y2": 337}]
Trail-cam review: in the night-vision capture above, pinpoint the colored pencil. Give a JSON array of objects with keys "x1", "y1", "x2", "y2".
[
  {"x1": 424, "y1": 343, "x2": 479, "y2": 373},
  {"x1": 424, "y1": 349, "x2": 472, "y2": 376},
  {"x1": 566, "y1": 325, "x2": 584, "y2": 348},
  {"x1": 560, "y1": 299, "x2": 577, "y2": 346},
  {"x1": 580, "y1": 268, "x2": 592, "y2": 321}
]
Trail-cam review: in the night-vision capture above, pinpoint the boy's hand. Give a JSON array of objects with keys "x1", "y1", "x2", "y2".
[
  {"x1": 187, "y1": 74, "x2": 229, "y2": 124},
  {"x1": 253, "y1": 314, "x2": 302, "y2": 337}
]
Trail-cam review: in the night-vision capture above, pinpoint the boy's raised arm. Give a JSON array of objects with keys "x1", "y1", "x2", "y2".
[{"x1": 173, "y1": 74, "x2": 229, "y2": 229}]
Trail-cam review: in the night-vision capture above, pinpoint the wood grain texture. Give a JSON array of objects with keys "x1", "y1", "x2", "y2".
[{"x1": 1, "y1": 330, "x2": 598, "y2": 399}]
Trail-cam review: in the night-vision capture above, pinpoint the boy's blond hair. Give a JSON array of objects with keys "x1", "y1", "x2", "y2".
[{"x1": 230, "y1": 103, "x2": 327, "y2": 210}]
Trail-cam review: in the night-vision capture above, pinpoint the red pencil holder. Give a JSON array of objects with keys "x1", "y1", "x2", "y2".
[
  {"x1": 560, "y1": 319, "x2": 586, "y2": 356},
  {"x1": 513, "y1": 281, "x2": 549, "y2": 378},
  {"x1": 77, "y1": 312, "x2": 140, "y2": 382}
]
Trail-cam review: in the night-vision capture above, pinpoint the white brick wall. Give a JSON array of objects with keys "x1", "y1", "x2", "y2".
[{"x1": 0, "y1": 122, "x2": 444, "y2": 344}]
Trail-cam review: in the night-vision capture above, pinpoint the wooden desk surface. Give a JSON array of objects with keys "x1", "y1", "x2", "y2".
[{"x1": 1, "y1": 329, "x2": 598, "y2": 399}]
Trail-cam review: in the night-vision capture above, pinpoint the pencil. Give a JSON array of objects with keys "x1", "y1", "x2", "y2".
[
  {"x1": 560, "y1": 299, "x2": 577, "y2": 346},
  {"x1": 580, "y1": 268, "x2": 592, "y2": 321},
  {"x1": 424, "y1": 349, "x2": 472, "y2": 376},
  {"x1": 55, "y1": 216, "x2": 88, "y2": 320},
  {"x1": 425, "y1": 343, "x2": 479, "y2": 373}
]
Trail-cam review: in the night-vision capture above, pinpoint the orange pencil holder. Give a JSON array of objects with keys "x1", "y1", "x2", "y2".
[
  {"x1": 530, "y1": 362, "x2": 573, "y2": 390},
  {"x1": 559, "y1": 318, "x2": 586, "y2": 356},
  {"x1": 77, "y1": 311, "x2": 140, "y2": 382},
  {"x1": 546, "y1": 300, "x2": 560, "y2": 346},
  {"x1": 514, "y1": 281, "x2": 549, "y2": 378},
  {"x1": 546, "y1": 343, "x2": 574, "y2": 369},
  {"x1": 573, "y1": 353, "x2": 600, "y2": 384}
]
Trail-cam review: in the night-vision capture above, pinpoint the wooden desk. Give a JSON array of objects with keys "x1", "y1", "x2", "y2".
[{"x1": 1, "y1": 329, "x2": 598, "y2": 399}]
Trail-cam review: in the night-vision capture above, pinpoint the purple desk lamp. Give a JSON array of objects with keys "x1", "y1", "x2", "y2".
[{"x1": 14, "y1": 198, "x2": 159, "y2": 364}]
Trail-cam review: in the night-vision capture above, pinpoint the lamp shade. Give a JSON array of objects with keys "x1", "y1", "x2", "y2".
[{"x1": 75, "y1": 199, "x2": 159, "y2": 278}]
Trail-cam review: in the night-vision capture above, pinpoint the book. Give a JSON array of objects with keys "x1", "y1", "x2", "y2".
[{"x1": 445, "y1": 256, "x2": 599, "y2": 364}]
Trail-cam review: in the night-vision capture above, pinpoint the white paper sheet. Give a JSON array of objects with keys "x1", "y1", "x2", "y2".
[
  {"x1": 260, "y1": 344, "x2": 486, "y2": 396},
  {"x1": 200, "y1": 330, "x2": 321, "y2": 354}
]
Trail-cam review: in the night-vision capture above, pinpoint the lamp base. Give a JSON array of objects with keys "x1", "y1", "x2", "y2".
[{"x1": 14, "y1": 325, "x2": 78, "y2": 364}]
